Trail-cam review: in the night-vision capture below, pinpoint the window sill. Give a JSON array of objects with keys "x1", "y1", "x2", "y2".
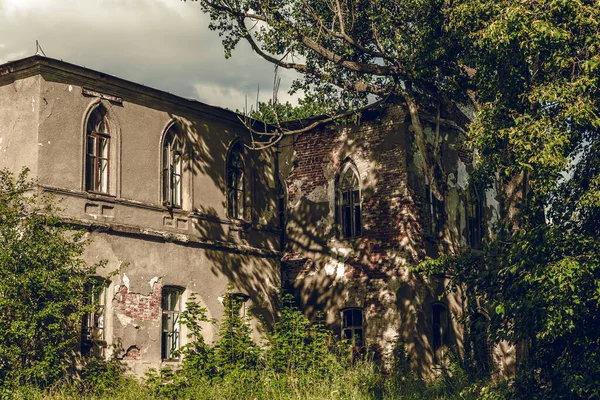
[{"x1": 85, "y1": 191, "x2": 117, "y2": 200}]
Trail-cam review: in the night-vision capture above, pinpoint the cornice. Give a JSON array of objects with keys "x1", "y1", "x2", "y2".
[{"x1": 0, "y1": 55, "x2": 244, "y2": 126}]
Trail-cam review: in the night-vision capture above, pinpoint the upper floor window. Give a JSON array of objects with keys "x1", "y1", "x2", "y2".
[
  {"x1": 227, "y1": 142, "x2": 245, "y2": 219},
  {"x1": 425, "y1": 182, "x2": 445, "y2": 238},
  {"x1": 85, "y1": 107, "x2": 110, "y2": 193},
  {"x1": 342, "y1": 308, "x2": 364, "y2": 348},
  {"x1": 337, "y1": 163, "x2": 361, "y2": 239},
  {"x1": 162, "y1": 126, "x2": 183, "y2": 208},
  {"x1": 82, "y1": 277, "x2": 108, "y2": 357},
  {"x1": 162, "y1": 286, "x2": 182, "y2": 360},
  {"x1": 432, "y1": 303, "x2": 449, "y2": 364},
  {"x1": 468, "y1": 185, "x2": 484, "y2": 249}
]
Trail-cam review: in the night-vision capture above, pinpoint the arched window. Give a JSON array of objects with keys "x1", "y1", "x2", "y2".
[
  {"x1": 227, "y1": 142, "x2": 245, "y2": 219},
  {"x1": 470, "y1": 312, "x2": 491, "y2": 375},
  {"x1": 432, "y1": 303, "x2": 449, "y2": 364},
  {"x1": 468, "y1": 184, "x2": 484, "y2": 249},
  {"x1": 337, "y1": 163, "x2": 361, "y2": 238},
  {"x1": 85, "y1": 107, "x2": 110, "y2": 193},
  {"x1": 162, "y1": 126, "x2": 183, "y2": 208}
]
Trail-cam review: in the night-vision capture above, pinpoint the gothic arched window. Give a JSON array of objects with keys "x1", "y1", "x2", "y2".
[
  {"x1": 227, "y1": 143, "x2": 245, "y2": 219},
  {"x1": 337, "y1": 163, "x2": 361, "y2": 238},
  {"x1": 162, "y1": 126, "x2": 183, "y2": 208},
  {"x1": 85, "y1": 107, "x2": 110, "y2": 193}
]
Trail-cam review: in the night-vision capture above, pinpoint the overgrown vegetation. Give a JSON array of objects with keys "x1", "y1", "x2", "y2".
[
  {"x1": 0, "y1": 169, "x2": 100, "y2": 392},
  {"x1": 7, "y1": 291, "x2": 511, "y2": 400}
]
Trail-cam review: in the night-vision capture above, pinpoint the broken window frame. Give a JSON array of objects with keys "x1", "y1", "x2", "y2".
[
  {"x1": 341, "y1": 308, "x2": 364, "y2": 348},
  {"x1": 85, "y1": 107, "x2": 110, "y2": 194},
  {"x1": 432, "y1": 302, "x2": 449, "y2": 365},
  {"x1": 162, "y1": 126, "x2": 183, "y2": 208},
  {"x1": 468, "y1": 184, "x2": 485, "y2": 249},
  {"x1": 81, "y1": 277, "x2": 108, "y2": 357},
  {"x1": 161, "y1": 286, "x2": 183, "y2": 361},
  {"x1": 336, "y1": 163, "x2": 362, "y2": 239},
  {"x1": 227, "y1": 143, "x2": 246, "y2": 220}
]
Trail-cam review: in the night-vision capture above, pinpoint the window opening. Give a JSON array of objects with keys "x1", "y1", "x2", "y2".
[
  {"x1": 82, "y1": 277, "x2": 108, "y2": 357},
  {"x1": 85, "y1": 107, "x2": 110, "y2": 193},
  {"x1": 342, "y1": 308, "x2": 364, "y2": 348},
  {"x1": 337, "y1": 164, "x2": 361, "y2": 239},
  {"x1": 432, "y1": 303, "x2": 449, "y2": 364},
  {"x1": 227, "y1": 143, "x2": 245, "y2": 219},
  {"x1": 470, "y1": 313, "x2": 491, "y2": 375},
  {"x1": 162, "y1": 126, "x2": 183, "y2": 208},
  {"x1": 278, "y1": 183, "x2": 286, "y2": 250},
  {"x1": 468, "y1": 185, "x2": 484, "y2": 249},
  {"x1": 425, "y1": 182, "x2": 444, "y2": 237},
  {"x1": 162, "y1": 287, "x2": 182, "y2": 360}
]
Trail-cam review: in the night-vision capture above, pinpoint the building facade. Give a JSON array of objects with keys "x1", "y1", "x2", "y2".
[
  {"x1": 0, "y1": 56, "x2": 281, "y2": 375},
  {"x1": 0, "y1": 55, "x2": 513, "y2": 377},
  {"x1": 279, "y1": 104, "x2": 514, "y2": 377}
]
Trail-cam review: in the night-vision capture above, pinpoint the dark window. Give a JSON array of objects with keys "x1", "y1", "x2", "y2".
[
  {"x1": 162, "y1": 287, "x2": 182, "y2": 360},
  {"x1": 470, "y1": 313, "x2": 491, "y2": 375},
  {"x1": 425, "y1": 183, "x2": 445, "y2": 237},
  {"x1": 342, "y1": 308, "x2": 364, "y2": 348},
  {"x1": 162, "y1": 126, "x2": 183, "y2": 208},
  {"x1": 432, "y1": 303, "x2": 449, "y2": 364},
  {"x1": 85, "y1": 107, "x2": 110, "y2": 193},
  {"x1": 227, "y1": 143, "x2": 245, "y2": 219},
  {"x1": 468, "y1": 185, "x2": 484, "y2": 249},
  {"x1": 278, "y1": 183, "x2": 286, "y2": 250},
  {"x1": 337, "y1": 164, "x2": 361, "y2": 239},
  {"x1": 82, "y1": 277, "x2": 108, "y2": 357}
]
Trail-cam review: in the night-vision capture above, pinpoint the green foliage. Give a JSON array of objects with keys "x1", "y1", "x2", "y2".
[
  {"x1": 213, "y1": 289, "x2": 259, "y2": 372},
  {"x1": 0, "y1": 168, "x2": 98, "y2": 389},
  {"x1": 175, "y1": 293, "x2": 216, "y2": 377},
  {"x1": 264, "y1": 294, "x2": 339, "y2": 375},
  {"x1": 244, "y1": 95, "x2": 331, "y2": 124}
]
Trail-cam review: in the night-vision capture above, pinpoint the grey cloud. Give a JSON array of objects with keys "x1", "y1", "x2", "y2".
[{"x1": 0, "y1": 0, "x2": 300, "y2": 110}]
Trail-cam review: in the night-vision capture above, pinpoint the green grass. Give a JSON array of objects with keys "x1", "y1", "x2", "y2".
[{"x1": 6, "y1": 361, "x2": 511, "y2": 400}]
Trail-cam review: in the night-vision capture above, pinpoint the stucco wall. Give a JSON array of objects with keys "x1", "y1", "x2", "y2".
[
  {"x1": 0, "y1": 75, "x2": 41, "y2": 177},
  {"x1": 0, "y1": 57, "x2": 281, "y2": 375}
]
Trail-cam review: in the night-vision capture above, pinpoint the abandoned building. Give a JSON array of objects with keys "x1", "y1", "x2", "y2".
[{"x1": 0, "y1": 55, "x2": 513, "y2": 377}]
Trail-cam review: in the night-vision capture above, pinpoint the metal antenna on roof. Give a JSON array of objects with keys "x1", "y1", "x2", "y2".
[{"x1": 35, "y1": 40, "x2": 47, "y2": 57}]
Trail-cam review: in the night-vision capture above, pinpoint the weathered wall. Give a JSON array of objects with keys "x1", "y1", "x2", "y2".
[
  {"x1": 0, "y1": 75, "x2": 41, "y2": 176},
  {"x1": 0, "y1": 56, "x2": 281, "y2": 375},
  {"x1": 280, "y1": 104, "x2": 509, "y2": 376}
]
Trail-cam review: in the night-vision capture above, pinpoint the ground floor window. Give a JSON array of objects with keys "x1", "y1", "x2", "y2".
[
  {"x1": 432, "y1": 303, "x2": 449, "y2": 364},
  {"x1": 342, "y1": 308, "x2": 364, "y2": 348},
  {"x1": 82, "y1": 277, "x2": 108, "y2": 357},
  {"x1": 162, "y1": 286, "x2": 182, "y2": 360}
]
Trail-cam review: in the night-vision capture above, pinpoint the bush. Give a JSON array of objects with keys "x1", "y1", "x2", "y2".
[{"x1": 0, "y1": 169, "x2": 98, "y2": 389}]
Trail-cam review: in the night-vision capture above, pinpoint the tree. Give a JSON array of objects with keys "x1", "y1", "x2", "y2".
[
  {"x1": 0, "y1": 169, "x2": 97, "y2": 388},
  {"x1": 188, "y1": 0, "x2": 600, "y2": 397}
]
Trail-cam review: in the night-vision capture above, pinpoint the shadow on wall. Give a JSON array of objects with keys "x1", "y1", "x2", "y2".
[
  {"x1": 173, "y1": 114, "x2": 280, "y2": 332},
  {"x1": 278, "y1": 106, "x2": 469, "y2": 376}
]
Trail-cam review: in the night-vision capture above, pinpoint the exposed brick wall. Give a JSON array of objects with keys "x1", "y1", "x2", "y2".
[
  {"x1": 284, "y1": 106, "x2": 424, "y2": 280},
  {"x1": 112, "y1": 280, "x2": 162, "y2": 321}
]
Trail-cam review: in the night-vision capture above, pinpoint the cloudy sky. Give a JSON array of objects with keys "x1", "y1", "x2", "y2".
[{"x1": 0, "y1": 0, "x2": 300, "y2": 111}]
